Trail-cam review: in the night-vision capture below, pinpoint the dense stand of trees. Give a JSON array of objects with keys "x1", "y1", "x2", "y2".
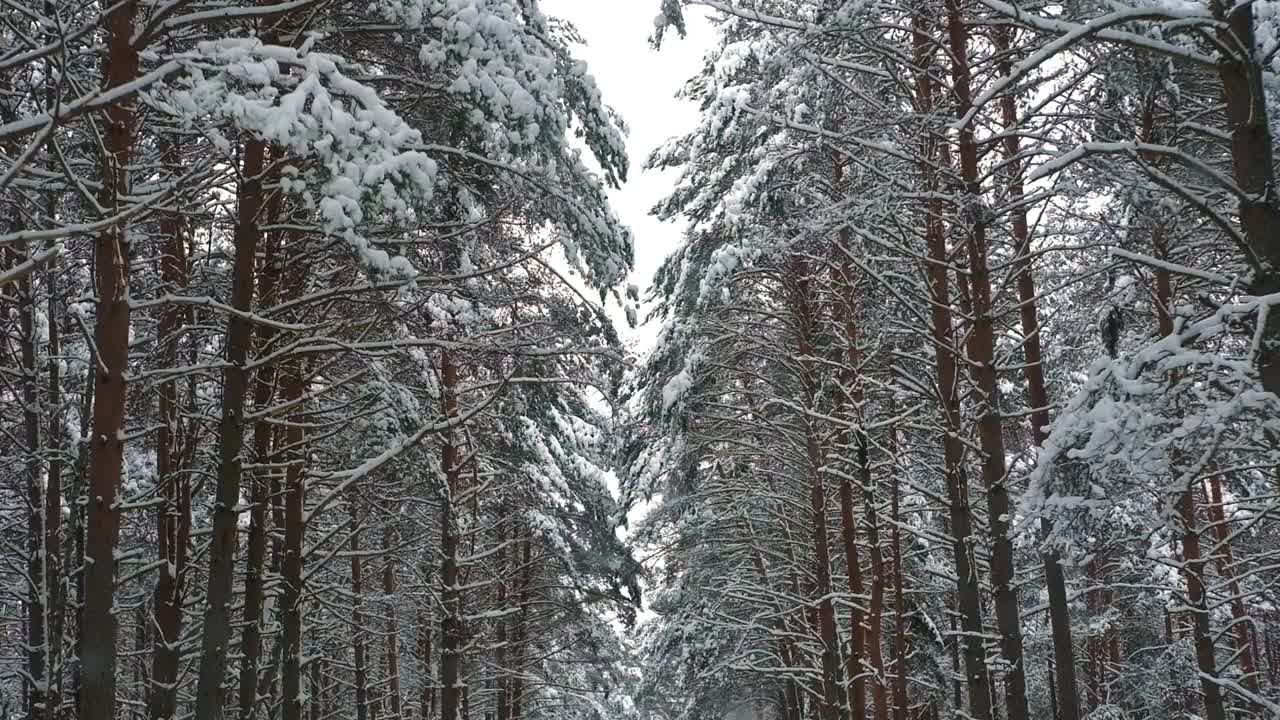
[
  {"x1": 0, "y1": 2, "x2": 642, "y2": 720},
  {"x1": 624, "y1": 1, "x2": 1280, "y2": 720},
  {"x1": 10, "y1": 2, "x2": 1280, "y2": 720}
]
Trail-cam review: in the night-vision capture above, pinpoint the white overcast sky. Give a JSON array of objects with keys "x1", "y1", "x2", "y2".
[{"x1": 540, "y1": 0, "x2": 714, "y2": 350}]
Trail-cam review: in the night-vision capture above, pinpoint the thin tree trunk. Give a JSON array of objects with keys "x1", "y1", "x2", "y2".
[
  {"x1": 863, "y1": 477, "x2": 889, "y2": 720},
  {"x1": 418, "y1": 605, "x2": 433, "y2": 720},
  {"x1": 992, "y1": 22, "x2": 1081, "y2": 720},
  {"x1": 150, "y1": 145, "x2": 190, "y2": 720},
  {"x1": 790, "y1": 254, "x2": 848, "y2": 720},
  {"x1": 264, "y1": 423, "x2": 287, "y2": 720},
  {"x1": 829, "y1": 203, "x2": 870, "y2": 720},
  {"x1": 831, "y1": 160, "x2": 867, "y2": 720},
  {"x1": 889, "y1": 433, "x2": 908, "y2": 720},
  {"x1": 309, "y1": 660, "x2": 322, "y2": 720},
  {"x1": 440, "y1": 349, "x2": 464, "y2": 720},
  {"x1": 383, "y1": 526, "x2": 403, "y2": 720},
  {"x1": 945, "y1": 4, "x2": 1030, "y2": 719},
  {"x1": 193, "y1": 136, "x2": 269, "y2": 720},
  {"x1": 1178, "y1": 492, "x2": 1227, "y2": 720},
  {"x1": 43, "y1": 246, "x2": 64, "y2": 720},
  {"x1": 914, "y1": 6, "x2": 991, "y2": 718},
  {"x1": 82, "y1": 1, "x2": 139, "y2": 717},
  {"x1": 281, "y1": 347, "x2": 307, "y2": 720},
  {"x1": 1205, "y1": 473, "x2": 1261, "y2": 693},
  {"x1": 241, "y1": 179, "x2": 285, "y2": 720},
  {"x1": 744, "y1": 517, "x2": 807, "y2": 720},
  {"x1": 17, "y1": 243, "x2": 47, "y2": 720},
  {"x1": 510, "y1": 539, "x2": 532, "y2": 720},
  {"x1": 67, "y1": 344, "x2": 93, "y2": 715},
  {"x1": 496, "y1": 510, "x2": 510, "y2": 720},
  {"x1": 1152, "y1": 225, "x2": 1226, "y2": 720},
  {"x1": 352, "y1": 501, "x2": 370, "y2": 720}
]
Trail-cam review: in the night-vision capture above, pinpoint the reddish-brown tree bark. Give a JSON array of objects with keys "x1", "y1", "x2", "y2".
[
  {"x1": 790, "y1": 253, "x2": 849, "y2": 720},
  {"x1": 992, "y1": 22, "x2": 1081, "y2": 720},
  {"x1": 193, "y1": 135, "x2": 269, "y2": 720},
  {"x1": 150, "y1": 139, "x2": 192, "y2": 720},
  {"x1": 81, "y1": 2, "x2": 140, "y2": 718},
  {"x1": 240, "y1": 175, "x2": 286, "y2": 720},
  {"x1": 945, "y1": 4, "x2": 1030, "y2": 718},
  {"x1": 1205, "y1": 473, "x2": 1260, "y2": 694},
  {"x1": 913, "y1": 5, "x2": 992, "y2": 718}
]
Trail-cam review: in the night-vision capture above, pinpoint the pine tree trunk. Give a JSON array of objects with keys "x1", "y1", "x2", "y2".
[
  {"x1": 281, "y1": 346, "x2": 307, "y2": 720},
  {"x1": 1210, "y1": 0, "x2": 1280, "y2": 398},
  {"x1": 790, "y1": 254, "x2": 849, "y2": 720},
  {"x1": 496, "y1": 510, "x2": 510, "y2": 720},
  {"x1": 264, "y1": 424, "x2": 287, "y2": 720},
  {"x1": 1152, "y1": 227, "x2": 1226, "y2": 720},
  {"x1": 241, "y1": 181, "x2": 285, "y2": 720},
  {"x1": 151, "y1": 146, "x2": 190, "y2": 720},
  {"x1": 1205, "y1": 473, "x2": 1261, "y2": 693},
  {"x1": 43, "y1": 246, "x2": 64, "y2": 720},
  {"x1": 193, "y1": 136, "x2": 268, "y2": 720},
  {"x1": 863, "y1": 474, "x2": 889, "y2": 720},
  {"x1": 309, "y1": 660, "x2": 323, "y2": 720},
  {"x1": 914, "y1": 7, "x2": 991, "y2": 718},
  {"x1": 17, "y1": 242, "x2": 47, "y2": 720},
  {"x1": 82, "y1": 1, "x2": 139, "y2": 717},
  {"x1": 945, "y1": 4, "x2": 1029, "y2": 718},
  {"x1": 830, "y1": 186, "x2": 867, "y2": 720},
  {"x1": 1178, "y1": 492, "x2": 1227, "y2": 720},
  {"x1": 888, "y1": 421, "x2": 907, "y2": 720},
  {"x1": 68, "y1": 356, "x2": 93, "y2": 715},
  {"x1": 352, "y1": 501, "x2": 370, "y2": 720},
  {"x1": 510, "y1": 539, "x2": 532, "y2": 720},
  {"x1": 440, "y1": 350, "x2": 464, "y2": 720},
  {"x1": 383, "y1": 526, "x2": 403, "y2": 720},
  {"x1": 418, "y1": 607, "x2": 433, "y2": 720},
  {"x1": 992, "y1": 23, "x2": 1081, "y2": 720}
]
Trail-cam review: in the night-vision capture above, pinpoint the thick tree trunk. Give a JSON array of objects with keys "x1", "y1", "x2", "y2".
[
  {"x1": 993, "y1": 23, "x2": 1081, "y2": 720},
  {"x1": 945, "y1": 4, "x2": 1029, "y2": 719},
  {"x1": 193, "y1": 137, "x2": 268, "y2": 720},
  {"x1": 1211, "y1": 1, "x2": 1280, "y2": 398},
  {"x1": 82, "y1": 2, "x2": 139, "y2": 718}
]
